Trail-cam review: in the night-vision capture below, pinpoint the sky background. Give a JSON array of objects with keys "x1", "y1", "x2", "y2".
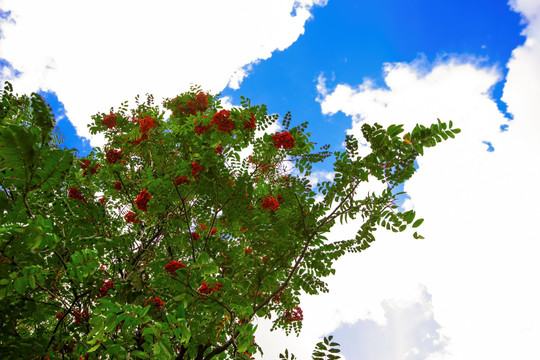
[{"x1": 1, "y1": 0, "x2": 540, "y2": 359}]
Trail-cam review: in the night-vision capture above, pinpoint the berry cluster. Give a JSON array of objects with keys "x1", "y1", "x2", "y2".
[
  {"x1": 106, "y1": 148, "x2": 123, "y2": 164},
  {"x1": 68, "y1": 187, "x2": 87, "y2": 204},
  {"x1": 98, "y1": 280, "x2": 114, "y2": 298},
  {"x1": 191, "y1": 161, "x2": 203, "y2": 179},
  {"x1": 102, "y1": 113, "x2": 117, "y2": 129},
  {"x1": 73, "y1": 309, "x2": 89, "y2": 324},
  {"x1": 145, "y1": 297, "x2": 164, "y2": 312},
  {"x1": 139, "y1": 116, "x2": 156, "y2": 135},
  {"x1": 79, "y1": 159, "x2": 101, "y2": 176},
  {"x1": 243, "y1": 113, "x2": 256, "y2": 130},
  {"x1": 174, "y1": 175, "x2": 191, "y2": 185},
  {"x1": 198, "y1": 281, "x2": 223, "y2": 295},
  {"x1": 194, "y1": 116, "x2": 212, "y2": 135},
  {"x1": 191, "y1": 232, "x2": 200, "y2": 241},
  {"x1": 174, "y1": 92, "x2": 209, "y2": 116},
  {"x1": 124, "y1": 211, "x2": 140, "y2": 224},
  {"x1": 165, "y1": 260, "x2": 186, "y2": 274},
  {"x1": 261, "y1": 196, "x2": 279, "y2": 211},
  {"x1": 271, "y1": 131, "x2": 295, "y2": 150},
  {"x1": 79, "y1": 159, "x2": 91, "y2": 170},
  {"x1": 273, "y1": 291, "x2": 284, "y2": 303},
  {"x1": 135, "y1": 189, "x2": 152, "y2": 212},
  {"x1": 212, "y1": 109, "x2": 235, "y2": 133},
  {"x1": 284, "y1": 306, "x2": 303, "y2": 322}
]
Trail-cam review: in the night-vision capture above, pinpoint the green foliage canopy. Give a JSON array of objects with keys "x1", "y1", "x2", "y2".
[{"x1": 0, "y1": 82, "x2": 459, "y2": 359}]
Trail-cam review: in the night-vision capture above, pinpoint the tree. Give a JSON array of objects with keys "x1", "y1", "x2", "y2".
[{"x1": 0, "y1": 81, "x2": 459, "y2": 359}]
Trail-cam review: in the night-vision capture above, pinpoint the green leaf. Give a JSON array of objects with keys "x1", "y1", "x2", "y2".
[
  {"x1": 153, "y1": 342, "x2": 161, "y2": 355},
  {"x1": 0, "y1": 278, "x2": 9, "y2": 285},
  {"x1": 197, "y1": 252, "x2": 210, "y2": 265},
  {"x1": 87, "y1": 344, "x2": 101, "y2": 353},
  {"x1": 0, "y1": 125, "x2": 38, "y2": 183},
  {"x1": 27, "y1": 275, "x2": 36, "y2": 289},
  {"x1": 159, "y1": 341, "x2": 173, "y2": 358},
  {"x1": 131, "y1": 350, "x2": 150, "y2": 359},
  {"x1": 87, "y1": 321, "x2": 104, "y2": 342},
  {"x1": 201, "y1": 264, "x2": 219, "y2": 275},
  {"x1": 142, "y1": 326, "x2": 158, "y2": 336},
  {"x1": 403, "y1": 211, "x2": 415, "y2": 224},
  {"x1": 412, "y1": 218, "x2": 424, "y2": 228},
  {"x1": 14, "y1": 277, "x2": 26, "y2": 294},
  {"x1": 141, "y1": 304, "x2": 151, "y2": 317},
  {"x1": 180, "y1": 326, "x2": 191, "y2": 343},
  {"x1": 30, "y1": 147, "x2": 73, "y2": 191}
]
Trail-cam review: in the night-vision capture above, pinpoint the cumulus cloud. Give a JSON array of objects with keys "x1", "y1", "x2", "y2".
[
  {"x1": 0, "y1": 0, "x2": 326, "y2": 147},
  {"x1": 305, "y1": 170, "x2": 334, "y2": 187},
  {"x1": 269, "y1": 4, "x2": 540, "y2": 360},
  {"x1": 332, "y1": 287, "x2": 448, "y2": 360},
  {"x1": 509, "y1": 0, "x2": 540, "y2": 23},
  {"x1": 317, "y1": 55, "x2": 504, "y2": 156}
]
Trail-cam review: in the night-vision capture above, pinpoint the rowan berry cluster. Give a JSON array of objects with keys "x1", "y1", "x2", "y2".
[
  {"x1": 243, "y1": 113, "x2": 256, "y2": 130},
  {"x1": 174, "y1": 175, "x2": 191, "y2": 185},
  {"x1": 212, "y1": 109, "x2": 235, "y2": 133},
  {"x1": 105, "y1": 148, "x2": 123, "y2": 164},
  {"x1": 273, "y1": 291, "x2": 284, "y2": 303},
  {"x1": 135, "y1": 189, "x2": 152, "y2": 212},
  {"x1": 139, "y1": 116, "x2": 156, "y2": 135},
  {"x1": 145, "y1": 297, "x2": 165, "y2": 312},
  {"x1": 194, "y1": 116, "x2": 212, "y2": 135},
  {"x1": 191, "y1": 161, "x2": 203, "y2": 179},
  {"x1": 98, "y1": 280, "x2": 114, "y2": 298},
  {"x1": 79, "y1": 159, "x2": 91, "y2": 170},
  {"x1": 73, "y1": 309, "x2": 89, "y2": 324},
  {"x1": 165, "y1": 261, "x2": 186, "y2": 274},
  {"x1": 198, "y1": 281, "x2": 223, "y2": 295},
  {"x1": 68, "y1": 187, "x2": 87, "y2": 204},
  {"x1": 124, "y1": 211, "x2": 140, "y2": 223},
  {"x1": 79, "y1": 159, "x2": 101, "y2": 176},
  {"x1": 284, "y1": 306, "x2": 303, "y2": 322},
  {"x1": 102, "y1": 113, "x2": 117, "y2": 129},
  {"x1": 174, "y1": 92, "x2": 209, "y2": 116},
  {"x1": 271, "y1": 131, "x2": 295, "y2": 149},
  {"x1": 261, "y1": 196, "x2": 279, "y2": 211}
]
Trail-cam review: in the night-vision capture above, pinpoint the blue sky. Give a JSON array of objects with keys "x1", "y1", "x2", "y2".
[
  {"x1": 1, "y1": 0, "x2": 540, "y2": 359},
  {"x1": 223, "y1": 0, "x2": 522, "y2": 159},
  {"x1": 24, "y1": 0, "x2": 524, "y2": 161}
]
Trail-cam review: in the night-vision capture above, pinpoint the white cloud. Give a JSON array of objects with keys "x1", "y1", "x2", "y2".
[
  {"x1": 509, "y1": 0, "x2": 540, "y2": 24},
  {"x1": 305, "y1": 170, "x2": 334, "y2": 187},
  {"x1": 228, "y1": 63, "x2": 257, "y2": 90},
  {"x1": 0, "y1": 0, "x2": 326, "y2": 147},
  {"x1": 273, "y1": 4, "x2": 540, "y2": 360}
]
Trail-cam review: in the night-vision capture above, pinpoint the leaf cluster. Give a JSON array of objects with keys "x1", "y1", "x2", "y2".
[{"x1": 0, "y1": 82, "x2": 458, "y2": 359}]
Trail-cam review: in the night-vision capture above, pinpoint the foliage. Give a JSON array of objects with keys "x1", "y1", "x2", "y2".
[
  {"x1": 280, "y1": 336, "x2": 340, "y2": 360},
  {"x1": 0, "y1": 81, "x2": 459, "y2": 359}
]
